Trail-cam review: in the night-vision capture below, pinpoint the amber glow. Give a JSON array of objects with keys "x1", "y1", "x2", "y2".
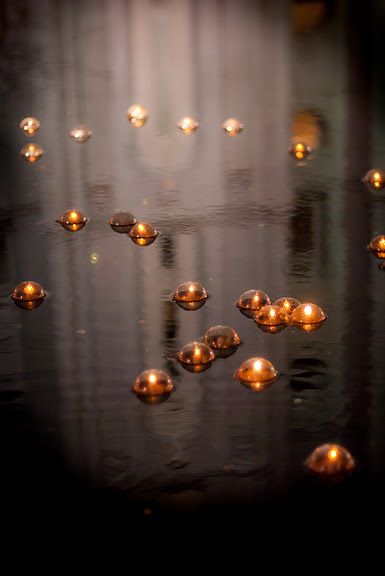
[
  {"x1": 255, "y1": 305, "x2": 288, "y2": 327},
  {"x1": 253, "y1": 360, "x2": 262, "y2": 372},
  {"x1": 328, "y1": 448, "x2": 338, "y2": 461},
  {"x1": 132, "y1": 369, "x2": 174, "y2": 403},
  {"x1": 11, "y1": 281, "x2": 46, "y2": 303},
  {"x1": 291, "y1": 302, "x2": 326, "y2": 326},
  {"x1": 149, "y1": 373, "x2": 157, "y2": 384},
  {"x1": 19, "y1": 116, "x2": 40, "y2": 136},
  {"x1": 236, "y1": 290, "x2": 271, "y2": 317},
  {"x1": 127, "y1": 104, "x2": 149, "y2": 127},
  {"x1": 176, "y1": 341, "x2": 215, "y2": 369},
  {"x1": 274, "y1": 297, "x2": 301, "y2": 315},
  {"x1": 70, "y1": 124, "x2": 92, "y2": 142},
  {"x1": 221, "y1": 117, "x2": 244, "y2": 136},
  {"x1": 203, "y1": 325, "x2": 241, "y2": 357},
  {"x1": 235, "y1": 357, "x2": 278, "y2": 391},
  {"x1": 306, "y1": 443, "x2": 356, "y2": 477},
  {"x1": 289, "y1": 141, "x2": 311, "y2": 160},
  {"x1": 368, "y1": 235, "x2": 385, "y2": 259},
  {"x1": 363, "y1": 168, "x2": 385, "y2": 190},
  {"x1": 20, "y1": 143, "x2": 44, "y2": 163},
  {"x1": 57, "y1": 210, "x2": 87, "y2": 232},
  {"x1": 174, "y1": 281, "x2": 208, "y2": 304},
  {"x1": 177, "y1": 116, "x2": 199, "y2": 134}
]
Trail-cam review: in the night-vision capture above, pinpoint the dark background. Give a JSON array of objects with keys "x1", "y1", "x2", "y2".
[{"x1": 1, "y1": 0, "x2": 385, "y2": 544}]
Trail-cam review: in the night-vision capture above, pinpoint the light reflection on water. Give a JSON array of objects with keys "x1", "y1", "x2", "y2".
[{"x1": 0, "y1": 0, "x2": 385, "y2": 520}]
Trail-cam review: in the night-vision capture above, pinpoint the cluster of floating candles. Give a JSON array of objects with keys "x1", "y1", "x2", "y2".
[
  {"x1": 236, "y1": 289, "x2": 326, "y2": 333},
  {"x1": 14, "y1": 108, "x2": 360, "y2": 481}
]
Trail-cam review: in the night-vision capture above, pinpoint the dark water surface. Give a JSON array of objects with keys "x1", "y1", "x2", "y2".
[{"x1": 1, "y1": 0, "x2": 385, "y2": 537}]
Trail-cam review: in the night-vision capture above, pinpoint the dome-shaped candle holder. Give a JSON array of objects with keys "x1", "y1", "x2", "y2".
[
  {"x1": 305, "y1": 444, "x2": 356, "y2": 478},
  {"x1": 363, "y1": 168, "x2": 385, "y2": 190},
  {"x1": 291, "y1": 303, "x2": 326, "y2": 332},
  {"x1": 172, "y1": 281, "x2": 208, "y2": 311},
  {"x1": 221, "y1": 117, "x2": 244, "y2": 136},
  {"x1": 56, "y1": 210, "x2": 88, "y2": 232},
  {"x1": 11, "y1": 281, "x2": 46, "y2": 310},
  {"x1": 177, "y1": 116, "x2": 199, "y2": 134},
  {"x1": 176, "y1": 341, "x2": 215, "y2": 373},
  {"x1": 289, "y1": 141, "x2": 311, "y2": 161},
  {"x1": 109, "y1": 211, "x2": 137, "y2": 233},
  {"x1": 69, "y1": 124, "x2": 92, "y2": 143},
  {"x1": 368, "y1": 235, "x2": 385, "y2": 259},
  {"x1": 127, "y1": 104, "x2": 148, "y2": 127},
  {"x1": 129, "y1": 222, "x2": 158, "y2": 246},
  {"x1": 132, "y1": 369, "x2": 174, "y2": 404},
  {"x1": 19, "y1": 116, "x2": 40, "y2": 136},
  {"x1": 203, "y1": 325, "x2": 241, "y2": 358},
  {"x1": 236, "y1": 289, "x2": 270, "y2": 319},
  {"x1": 234, "y1": 357, "x2": 278, "y2": 392},
  {"x1": 20, "y1": 143, "x2": 43, "y2": 163},
  {"x1": 274, "y1": 296, "x2": 301, "y2": 316}
]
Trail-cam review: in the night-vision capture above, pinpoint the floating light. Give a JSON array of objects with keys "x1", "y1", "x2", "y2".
[
  {"x1": 56, "y1": 210, "x2": 88, "y2": 232},
  {"x1": 109, "y1": 211, "x2": 137, "y2": 233},
  {"x1": 203, "y1": 325, "x2": 241, "y2": 358},
  {"x1": 305, "y1": 444, "x2": 356, "y2": 477},
  {"x1": 368, "y1": 235, "x2": 385, "y2": 259},
  {"x1": 19, "y1": 116, "x2": 40, "y2": 136},
  {"x1": 289, "y1": 141, "x2": 311, "y2": 161},
  {"x1": 20, "y1": 143, "x2": 43, "y2": 163},
  {"x1": 221, "y1": 117, "x2": 244, "y2": 136},
  {"x1": 177, "y1": 116, "x2": 199, "y2": 134},
  {"x1": 132, "y1": 369, "x2": 174, "y2": 404},
  {"x1": 234, "y1": 357, "x2": 278, "y2": 392},
  {"x1": 173, "y1": 281, "x2": 208, "y2": 311},
  {"x1": 255, "y1": 305, "x2": 288, "y2": 327},
  {"x1": 129, "y1": 222, "x2": 158, "y2": 246},
  {"x1": 127, "y1": 104, "x2": 148, "y2": 127},
  {"x1": 274, "y1": 296, "x2": 301, "y2": 316},
  {"x1": 291, "y1": 303, "x2": 326, "y2": 328},
  {"x1": 236, "y1": 289, "x2": 270, "y2": 319},
  {"x1": 11, "y1": 281, "x2": 46, "y2": 310},
  {"x1": 176, "y1": 341, "x2": 215, "y2": 373},
  {"x1": 363, "y1": 168, "x2": 385, "y2": 190},
  {"x1": 69, "y1": 124, "x2": 92, "y2": 143}
]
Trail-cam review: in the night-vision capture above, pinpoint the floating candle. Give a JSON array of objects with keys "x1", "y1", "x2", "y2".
[
  {"x1": 236, "y1": 289, "x2": 270, "y2": 318},
  {"x1": 20, "y1": 143, "x2": 43, "y2": 163},
  {"x1": 176, "y1": 341, "x2": 215, "y2": 373},
  {"x1": 305, "y1": 444, "x2": 356, "y2": 477},
  {"x1": 274, "y1": 297, "x2": 301, "y2": 316},
  {"x1": 19, "y1": 116, "x2": 40, "y2": 136},
  {"x1": 368, "y1": 235, "x2": 385, "y2": 259},
  {"x1": 129, "y1": 222, "x2": 158, "y2": 246},
  {"x1": 69, "y1": 124, "x2": 92, "y2": 143},
  {"x1": 132, "y1": 369, "x2": 174, "y2": 404},
  {"x1": 127, "y1": 104, "x2": 148, "y2": 127},
  {"x1": 56, "y1": 210, "x2": 88, "y2": 232},
  {"x1": 109, "y1": 211, "x2": 137, "y2": 233},
  {"x1": 289, "y1": 141, "x2": 311, "y2": 160},
  {"x1": 11, "y1": 281, "x2": 46, "y2": 310},
  {"x1": 255, "y1": 305, "x2": 288, "y2": 327},
  {"x1": 291, "y1": 303, "x2": 326, "y2": 326},
  {"x1": 177, "y1": 116, "x2": 199, "y2": 134},
  {"x1": 234, "y1": 357, "x2": 278, "y2": 392},
  {"x1": 203, "y1": 325, "x2": 241, "y2": 358},
  {"x1": 363, "y1": 168, "x2": 385, "y2": 190},
  {"x1": 221, "y1": 117, "x2": 244, "y2": 136}
]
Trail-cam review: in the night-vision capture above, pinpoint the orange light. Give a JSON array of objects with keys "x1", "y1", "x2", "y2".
[
  {"x1": 25, "y1": 283, "x2": 34, "y2": 294},
  {"x1": 328, "y1": 448, "x2": 338, "y2": 461},
  {"x1": 149, "y1": 373, "x2": 156, "y2": 384}
]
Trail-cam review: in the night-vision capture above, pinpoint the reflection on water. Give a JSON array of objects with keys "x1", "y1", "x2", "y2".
[{"x1": 1, "y1": 0, "x2": 385, "y2": 523}]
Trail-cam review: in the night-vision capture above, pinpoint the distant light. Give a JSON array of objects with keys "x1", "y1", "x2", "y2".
[
  {"x1": 19, "y1": 116, "x2": 40, "y2": 136},
  {"x1": 69, "y1": 124, "x2": 92, "y2": 143}
]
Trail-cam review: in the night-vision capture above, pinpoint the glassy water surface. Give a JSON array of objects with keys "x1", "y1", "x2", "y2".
[{"x1": 1, "y1": 0, "x2": 385, "y2": 526}]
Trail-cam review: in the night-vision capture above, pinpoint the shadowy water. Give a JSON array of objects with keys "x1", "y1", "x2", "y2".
[{"x1": 1, "y1": 0, "x2": 385, "y2": 536}]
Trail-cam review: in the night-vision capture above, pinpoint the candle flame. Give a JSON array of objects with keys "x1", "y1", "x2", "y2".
[
  {"x1": 253, "y1": 360, "x2": 262, "y2": 372},
  {"x1": 328, "y1": 448, "x2": 338, "y2": 461},
  {"x1": 269, "y1": 309, "x2": 276, "y2": 317},
  {"x1": 379, "y1": 238, "x2": 385, "y2": 248},
  {"x1": 194, "y1": 346, "x2": 201, "y2": 358},
  {"x1": 149, "y1": 373, "x2": 156, "y2": 384},
  {"x1": 295, "y1": 143, "x2": 305, "y2": 151},
  {"x1": 25, "y1": 283, "x2": 34, "y2": 293},
  {"x1": 374, "y1": 172, "x2": 381, "y2": 181},
  {"x1": 304, "y1": 305, "x2": 313, "y2": 316},
  {"x1": 138, "y1": 223, "x2": 145, "y2": 233},
  {"x1": 189, "y1": 284, "x2": 194, "y2": 292}
]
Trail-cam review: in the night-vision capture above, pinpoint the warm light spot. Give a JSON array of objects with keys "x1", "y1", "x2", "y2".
[
  {"x1": 269, "y1": 309, "x2": 276, "y2": 317},
  {"x1": 328, "y1": 448, "x2": 338, "y2": 461},
  {"x1": 138, "y1": 224, "x2": 145, "y2": 232},
  {"x1": 374, "y1": 172, "x2": 381, "y2": 181},
  {"x1": 194, "y1": 346, "x2": 201, "y2": 358},
  {"x1": 380, "y1": 238, "x2": 385, "y2": 248},
  {"x1": 189, "y1": 284, "x2": 194, "y2": 292},
  {"x1": 25, "y1": 283, "x2": 34, "y2": 293},
  {"x1": 90, "y1": 252, "x2": 99, "y2": 264},
  {"x1": 295, "y1": 143, "x2": 305, "y2": 152},
  {"x1": 149, "y1": 373, "x2": 156, "y2": 384},
  {"x1": 253, "y1": 360, "x2": 262, "y2": 372},
  {"x1": 304, "y1": 305, "x2": 313, "y2": 316}
]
